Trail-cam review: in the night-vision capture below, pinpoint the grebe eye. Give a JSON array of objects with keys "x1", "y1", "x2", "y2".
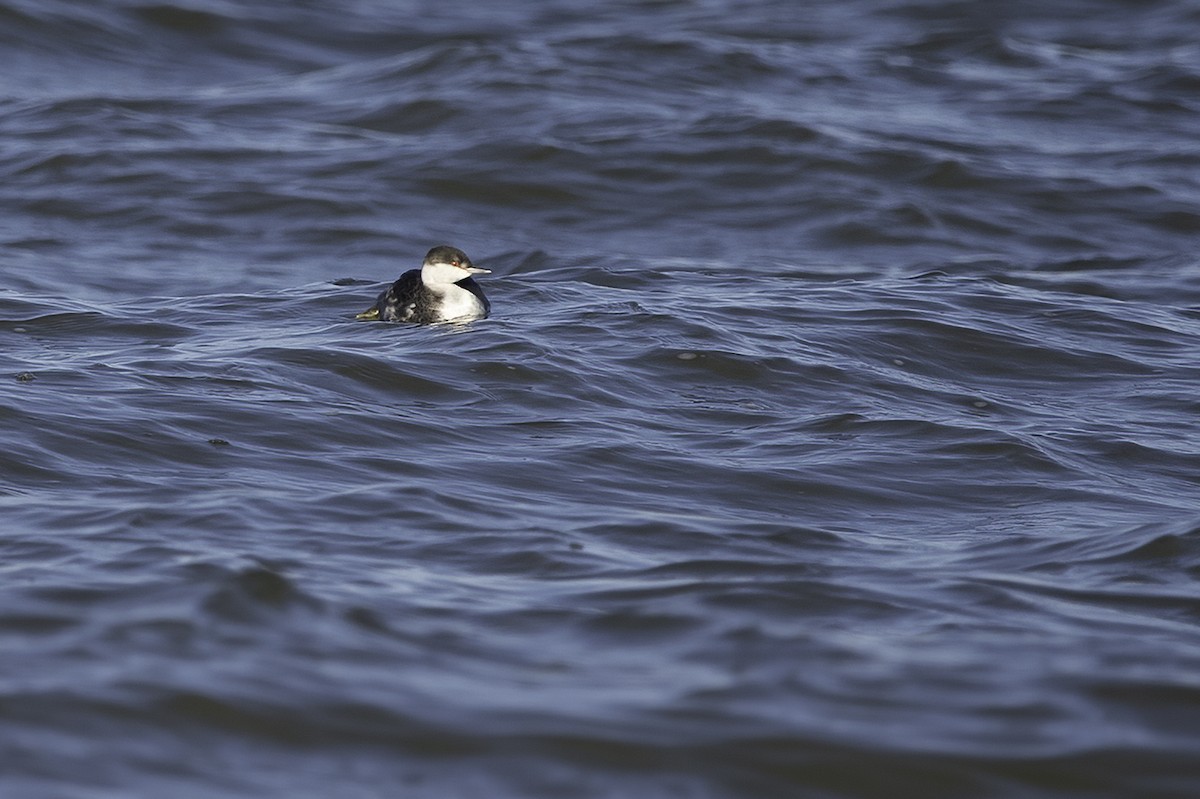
[{"x1": 451, "y1": 259, "x2": 460, "y2": 266}]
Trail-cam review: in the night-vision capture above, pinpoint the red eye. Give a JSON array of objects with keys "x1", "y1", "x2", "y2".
[{"x1": 451, "y1": 259, "x2": 460, "y2": 266}]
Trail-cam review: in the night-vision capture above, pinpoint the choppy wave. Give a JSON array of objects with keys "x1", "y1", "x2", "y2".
[
  {"x1": 2, "y1": 0, "x2": 1200, "y2": 797},
  {"x1": 5, "y1": 262, "x2": 1200, "y2": 795}
]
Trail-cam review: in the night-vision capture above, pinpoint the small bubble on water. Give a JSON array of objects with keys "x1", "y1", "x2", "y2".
[{"x1": 677, "y1": 351, "x2": 699, "y2": 361}]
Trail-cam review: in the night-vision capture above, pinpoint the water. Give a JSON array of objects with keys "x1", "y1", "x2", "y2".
[{"x1": 2, "y1": 1, "x2": 1200, "y2": 797}]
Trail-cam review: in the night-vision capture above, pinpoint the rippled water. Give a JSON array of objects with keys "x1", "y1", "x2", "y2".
[{"x1": 3, "y1": 1, "x2": 1200, "y2": 797}]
